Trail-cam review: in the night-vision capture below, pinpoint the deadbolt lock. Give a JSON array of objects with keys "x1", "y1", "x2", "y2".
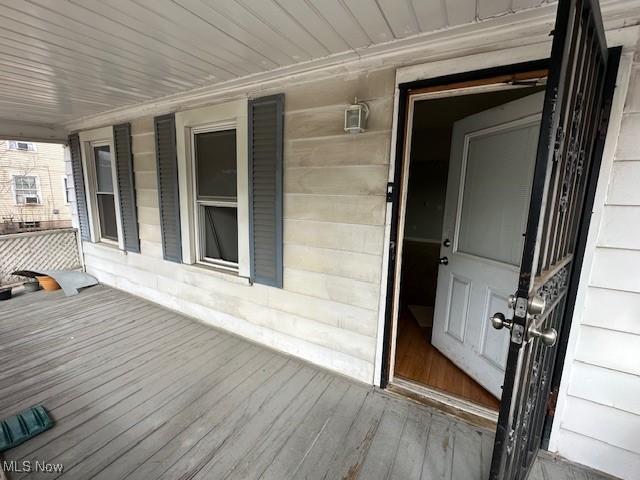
[{"x1": 527, "y1": 295, "x2": 546, "y2": 317}]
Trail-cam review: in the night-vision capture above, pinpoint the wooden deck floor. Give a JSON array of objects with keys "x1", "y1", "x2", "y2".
[{"x1": 0, "y1": 285, "x2": 614, "y2": 480}]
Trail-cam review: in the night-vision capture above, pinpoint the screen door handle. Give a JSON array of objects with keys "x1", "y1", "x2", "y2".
[{"x1": 529, "y1": 326, "x2": 557, "y2": 347}]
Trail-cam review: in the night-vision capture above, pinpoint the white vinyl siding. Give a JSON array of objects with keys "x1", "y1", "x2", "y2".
[{"x1": 80, "y1": 68, "x2": 393, "y2": 383}]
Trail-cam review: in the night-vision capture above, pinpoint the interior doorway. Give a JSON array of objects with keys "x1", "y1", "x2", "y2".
[{"x1": 389, "y1": 74, "x2": 548, "y2": 417}]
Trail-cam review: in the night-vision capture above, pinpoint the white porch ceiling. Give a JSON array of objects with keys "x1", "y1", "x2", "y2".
[{"x1": 1, "y1": 0, "x2": 556, "y2": 130}]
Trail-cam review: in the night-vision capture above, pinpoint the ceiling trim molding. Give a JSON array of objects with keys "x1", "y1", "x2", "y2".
[
  {"x1": 64, "y1": 0, "x2": 640, "y2": 133},
  {"x1": 0, "y1": 120, "x2": 67, "y2": 143}
]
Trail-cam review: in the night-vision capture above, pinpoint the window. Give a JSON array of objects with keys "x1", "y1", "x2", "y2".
[
  {"x1": 175, "y1": 99, "x2": 249, "y2": 276},
  {"x1": 9, "y1": 141, "x2": 36, "y2": 152},
  {"x1": 93, "y1": 145, "x2": 118, "y2": 242},
  {"x1": 193, "y1": 127, "x2": 239, "y2": 269},
  {"x1": 63, "y1": 177, "x2": 72, "y2": 203},
  {"x1": 18, "y1": 221, "x2": 40, "y2": 229},
  {"x1": 13, "y1": 175, "x2": 40, "y2": 204}
]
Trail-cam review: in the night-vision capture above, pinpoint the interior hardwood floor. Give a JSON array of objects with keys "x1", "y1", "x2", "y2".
[{"x1": 394, "y1": 308, "x2": 501, "y2": 411}]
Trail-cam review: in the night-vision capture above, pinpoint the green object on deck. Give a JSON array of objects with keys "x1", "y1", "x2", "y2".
[{"x1": 0, "y1": 406, "x2": 53, "y2": 452}]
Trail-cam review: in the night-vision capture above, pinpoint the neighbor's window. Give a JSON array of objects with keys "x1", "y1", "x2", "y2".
[
  {"x1": 63, "y1": 177, "x2": 72, "y2": 203},
  {"x1": 93, "y1": 145, "x2": 118, "y2": 242},
  {"x1": 193, "y1": 127, "x2": 238, "y2": 269},
  {"x1": 13, "y1": 175, "x2": 40, "y2": 204},
  {"x1": 9, "y1": 141, "x2": 36, "y2": 152}
]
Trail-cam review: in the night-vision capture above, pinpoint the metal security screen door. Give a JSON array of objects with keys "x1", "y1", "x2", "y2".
[{"x1": 489, "y1": 1, "x2": 610, "y2": 479}]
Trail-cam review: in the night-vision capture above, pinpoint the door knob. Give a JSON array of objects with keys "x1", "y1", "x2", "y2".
[
  {"x1": 439, "y1": 256, "x2": 449, "y2": 265},
  {"x1": 490, "y1": 312, "x2": 513, "y2": 330},
  {"x1": 529, "y1": 326, "x2": 557, "y2": 347}
]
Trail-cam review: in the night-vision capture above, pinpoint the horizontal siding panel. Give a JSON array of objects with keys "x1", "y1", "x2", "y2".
[
  {"x1": 154, "y1": 278, "x2": 375, "y2": 361},
  {"x1": 559, "y1": 396, "x2": 640, "y2": 455},
  {"x1": 284, "y1": 219, "x2": 384, "y2": 255},
  {"x1": 555, "y1": 429, "x2": 640, "y2": 480},
  {"x1": 606, "y1": 161, "x2": 640, "y2": 205},
  {"x1": 568, "y1": 362, "x2": 640, "y2": 416},
  {"x1": 133, "y1": 152, "x2": 156, "y2": 172},
  {"x1": 132, "y1": 132, "x2": 155, "y2": 154},
  {"x1": 139, "y1": 222, "x2": 162, "y2": 243},
  {"x1": 284, "y1": 194, "x2": 386, "y2": 225},
  {"x1": 136, "y1": 189, "x2": 158, "y2": 209},
  {"x1": 597, "y1": 205, "x2": 640, "y2": 249},
  {"x1": 283, "y1": 69, "x2": 394, "y2": 111},
  {"x1": 614, "y1": 113, "x2": 640, "y2": 160},
  {"x1": 137, "y1": 206, "x2": 160, "y2": 226},
  {"x1": 283, "y1": 267, "x2": 379, "y2": 311},
  {"x1": 625, "y1": 66, "x2": 640, "y2": 113},
  {"x1": 590, "y1": 248, "x2": 640, "y2": 293},
  {"x1": 583, "y1": 286, "x2": 640, "y2": 335},
  {"x1": 139, "y1": 239, "x2": 163, "y2": 258},
  {"x1": 574, "y1": 325, "x2": 640, "y2": 376},
  {"x1": 285, "y1": 132, "x2": 390, "y2": 167},
  {"x1": 284, "y1": 97, "x2": 393, "y2": 139},
  {"x1": 266, "y1": 287, "x2": 378, "y2": 337},
  {"x1": 135, "y1": 170, "x2": 158, "y2": 191},
  {"x1": 130, "y1": 117, "x2": 154, "y2": 135},
  {"x1": 284, "y1": 244, "x2": 381, "y2": 284},
  {"x1": 285, "y1": 165, "x2": 388, "y2": 195}
]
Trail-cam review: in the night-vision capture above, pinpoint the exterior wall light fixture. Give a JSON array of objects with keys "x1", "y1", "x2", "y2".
[{"x1": 344, "y1": 98, "x2": 369, "y2": 134}]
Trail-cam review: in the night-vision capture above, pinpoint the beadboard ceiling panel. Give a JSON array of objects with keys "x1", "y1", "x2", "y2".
[{"x1": 0, "y1": 0, "x2": 557, "y2": 130}]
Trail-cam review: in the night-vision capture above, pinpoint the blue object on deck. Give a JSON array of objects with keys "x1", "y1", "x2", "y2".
[{"x1": 0, "y1": 406, "x2": 54, "y2": 452}]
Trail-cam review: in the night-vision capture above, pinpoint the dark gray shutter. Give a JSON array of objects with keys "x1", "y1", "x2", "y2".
[
  {"x1": 113, "y1": 123, "x2": 140, "y2": 253},
  {"x1": 248, "y1": 94, "x2": 284, "y2": 288},
  {"x1": 68, "y1": 133, "x2": 91, "y2": 241},
  {"x1": 154, "y1": 113, "x2": 182, "y2": 263}
]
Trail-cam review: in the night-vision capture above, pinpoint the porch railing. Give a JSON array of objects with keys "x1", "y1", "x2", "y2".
[{"x1": 0, "y1": 228, "x2": 82, "y2": 286}]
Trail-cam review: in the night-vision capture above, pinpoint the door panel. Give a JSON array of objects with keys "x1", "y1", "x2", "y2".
[
  {"x1": 489, "y1": 0, "x2": 610, "y2": 478},
  {"x1": 432, "y1": 91, "x2": 544, "y2": 399}
]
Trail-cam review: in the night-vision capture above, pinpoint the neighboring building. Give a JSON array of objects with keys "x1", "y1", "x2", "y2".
[{"x1": 0, "y1": 140, "x2": 71, "y2": 234}]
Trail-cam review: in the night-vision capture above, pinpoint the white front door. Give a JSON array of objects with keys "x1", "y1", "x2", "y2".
[{"x1": 432, "y1": 91, "x2": 545, "y2": 399}]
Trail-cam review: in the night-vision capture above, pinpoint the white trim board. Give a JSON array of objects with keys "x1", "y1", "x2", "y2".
[{"x1": 63, "y1": 1, "x2": 640, "y2": 133}]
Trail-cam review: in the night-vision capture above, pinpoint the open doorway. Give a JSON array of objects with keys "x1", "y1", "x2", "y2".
[{"x1": 390, "y1": 75, "x2": 547, "y2": 416}]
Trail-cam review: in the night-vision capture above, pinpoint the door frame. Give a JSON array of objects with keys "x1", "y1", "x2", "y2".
[
  {"x1": 381, "y1": 60, "x2": 549, "y2": 424},
  {"x1": 374, "y1": 37, "x2": 634, "y2": 439}
]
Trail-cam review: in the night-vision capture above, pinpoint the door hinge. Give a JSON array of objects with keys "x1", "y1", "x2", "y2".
[
  {"x1": 386, "y1": 182, "x2": 394, "y2": 202},
  {"x1": 389, "y1": 240, "x2": 396, "y2": 262}
]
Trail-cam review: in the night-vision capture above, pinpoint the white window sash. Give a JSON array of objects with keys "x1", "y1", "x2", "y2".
[{"x1": 175, "y1": 99, "x2": 249, "y2": 277}]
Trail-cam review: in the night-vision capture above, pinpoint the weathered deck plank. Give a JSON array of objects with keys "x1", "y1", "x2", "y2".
[{"x1": 0, "y1": 285, "x2": 616, "y2": 480}]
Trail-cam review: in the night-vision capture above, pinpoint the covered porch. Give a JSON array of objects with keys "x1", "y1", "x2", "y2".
[{"x1": 0, "y1": 286, "x2": 609, "y2": 480}]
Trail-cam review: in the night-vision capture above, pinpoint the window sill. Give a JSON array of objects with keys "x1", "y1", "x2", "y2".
[
  {"x1": 84, "y1": 240, "x2": 126, "y2": 255},
  {"x1": 187, "y1": 261, "x2": 251, "y2": 286}
]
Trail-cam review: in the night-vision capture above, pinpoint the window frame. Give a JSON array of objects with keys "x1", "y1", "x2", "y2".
[
  {"x1": 78, "y1": 126, "x2": 124, "y2": 249},
  {"x1": 191, "y1": 122, "x2": 239, "y2": 272},
  {"x1": 12, "y1": 175, "x2": 41, "y2": 205},
  {"x1": 175, "y1": 99, "x2": 250, "y2": 277},
  {"x1": 63, "y1": 176, "x2": 71, "y2": 204},
  {"x1": 9, "y1": 141, "x2": 37, "y2": 152}
]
